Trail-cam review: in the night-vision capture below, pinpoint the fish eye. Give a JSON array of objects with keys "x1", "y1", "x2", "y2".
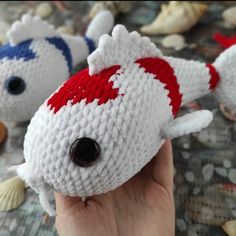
[
  {"x1": 69, "y1": 137, "x2": 100, "y2": 167},
  {"x1": 4, "y1": 76, "x2": 26, "y2": 95}
]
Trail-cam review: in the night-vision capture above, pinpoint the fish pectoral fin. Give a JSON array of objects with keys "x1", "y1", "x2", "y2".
[{"x1": 161, "y1": 110, "x2": 213, "y2": 140}]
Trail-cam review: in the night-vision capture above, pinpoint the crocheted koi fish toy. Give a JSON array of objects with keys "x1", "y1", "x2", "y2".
[
  {"x1": 0, "y1": 11, "x2": 114, "y2": 123},
  {"x1": 15, "y1": 25, "x2": 236, "y2": 216}
]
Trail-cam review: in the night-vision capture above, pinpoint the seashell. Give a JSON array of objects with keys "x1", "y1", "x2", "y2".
[
  {"x1": 223, "y1": 6, "x2": 236, "y2": 27},
  {"x1": 222, "y1": 220, "x2": 236, "y2": 236},
  {"x1": 89, "y1": 1, "x2": 131, "y2": 18},
  {"x1": 56, "y1": 26, "x2": 75, "y2": 35},
  {"x1": 0, "y1": 121, "x2": 7, "y2": 145},
  {"x1": 0, "y1": 176, "x2": 26, "y2": 211},
  {"x1": 140, "y1": 1, "x2": 207, "y2": 35},
  {"x1": 185, "y1": 196, "x2": 232, "y2": 225},
  {"x1": 161, "y1": 34, "x2": 186, "y2": 50},
  {"x1": 0, "y1": 20, "x2": 10, "y2": 44},
  {"x1": 35, "y1": 2, "x2": 53, "y2": 19},
  {"x1": 205, "y1": 184, "x2": 236, "y2": 200}
]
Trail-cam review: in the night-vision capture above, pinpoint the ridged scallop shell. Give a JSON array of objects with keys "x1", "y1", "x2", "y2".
[
  {"x1": 89, "y1": 1, "x2": 131, "y2": 18},
  {"x1": 222, "y1": 220, "x2": 236, "y2": 236},
  {"x1": 140, "y1": 1, "x2": 207, "y2": 35},
  {"x1": 223, "y1": 6, "x2": 236, "y2": 27},
  {"x1": 185, "y1": 196, "x2": 232, "y2": 225},
  {"x1": 0, "y1": 176, "x2": 26, "y2": 211}
]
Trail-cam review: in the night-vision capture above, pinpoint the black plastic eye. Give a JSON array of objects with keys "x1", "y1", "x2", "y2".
[
  {"x1": 4, "y1": 76, "x2": 26, "y2": 95},
  {"x1": 69, "y1": 137, "x2": 100, "y2": 167}
]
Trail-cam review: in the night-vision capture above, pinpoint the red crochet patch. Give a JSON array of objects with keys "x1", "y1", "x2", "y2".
[
  {"x1": 47, "y1": 65, "x2": 121, "y2": 113},
  {"x1": 206, "y1": 64, "x2": 220, "y2": 90},
  {"x1": 136, "y1": 57, "x2": 182, "y2": 116},
  {"x1": 213, "y1": 32, "x2": 236, "y2": 49}
]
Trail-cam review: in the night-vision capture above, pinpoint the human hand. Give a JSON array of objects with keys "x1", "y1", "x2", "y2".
[{"x1": 55, "y1": 141, "x2": 175, "y2": 236}]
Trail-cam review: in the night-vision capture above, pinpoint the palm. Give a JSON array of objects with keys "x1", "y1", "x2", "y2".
[{"x1": 55, "y1": 141, "x2": 175, "y2": 236}]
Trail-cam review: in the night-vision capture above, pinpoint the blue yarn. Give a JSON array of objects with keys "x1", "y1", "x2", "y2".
[
  {"x1": 46, "y1": 37, "x2": 73, "y2": 73},
  {"x1": 83, "y1": 36, "x2": 96, "y2": 54},
  {"x1": 0, "y1": 40, "x2": 36, "y2": 61}
]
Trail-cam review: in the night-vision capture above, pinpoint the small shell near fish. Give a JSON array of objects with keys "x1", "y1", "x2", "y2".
[
  {"x1": 223, "y1": 6, "x2": 236, "y2": 28},
  {"x1": 140, "y1": 1, "x2": 207, "y2": 35},
  {"x1": 161, "y1": 34, "x2": 187, "y2": 50},
  {"x1": 0, "y1": 176, "x2": 26, "y2": 211},
  {"x1": 56, "y1": 26, "x2": 75, "y2": 35},
  {"x1": 222, "y1": 220, "x2": 236, "y2": 236},
  {"x1": 35, "y1": 2, "x2": 53, "y2": 19},
  {"x1": 89, "y1": 1, "x2": 131, "y2": 18}
]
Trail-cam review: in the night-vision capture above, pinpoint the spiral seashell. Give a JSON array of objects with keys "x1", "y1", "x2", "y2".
[
  {"x1": 0, "y1": 176, "x2": 26, "y2": 211},
  {"x1": 140, "y1": 1, "x2": 207, "y2": 35},
  {"x1": 89, "y1": 1, "x2": 131, "y2": 18},
  {"x1": 223, "y1": 6, "x2": 236, "y2": 27}
]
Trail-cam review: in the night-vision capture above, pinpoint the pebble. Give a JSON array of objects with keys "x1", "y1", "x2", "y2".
[
  {"x1": 215, "y1": 167, "x2": 228, "y2": 177},
  {"x1": 57, "y1": 26, "x2": 75, "y2": 35},
  {"x1": 35, "y1": 2, "x2": 53, "y2": 18},
  {"x1": 0, "y1": 20, "x2": 10, "y2": 44},
  {"x1": 193, "y1": 187, "x2": 201, "y2": 195},
  {"x1": 176, "y1": 218, "x2": 187, "y2": 231},
  {"x1": 181, "y1": 151, "x2": 190, "y2": 160},
  {"x1": 162, "y1": 34, "x2": 186, "y2": 50},
  {"x1": 229, "y1": 169, "x2": 236, "y2": 184},
  {"x1": 185, "y1": 171, "x2": 194, "y2": 182},
  {"x1": 202, "y1": 164, "x2": 214, "y2": 181},
  {"x1": 223, "y1": 159, "x2": 232, "y2": 168}
]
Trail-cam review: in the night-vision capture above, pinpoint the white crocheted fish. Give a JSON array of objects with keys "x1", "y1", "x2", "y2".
[
  {"x1": 0, "y1": 11, "x2": 114, "y2": 123},
  {"x1": 14, "y1": 25, "x2": 236, "y2": 216}
]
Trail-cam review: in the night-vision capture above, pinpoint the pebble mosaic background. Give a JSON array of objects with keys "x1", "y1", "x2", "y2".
[{"x1": 0, "y1": 1, "x2": 236, "y2": 236}]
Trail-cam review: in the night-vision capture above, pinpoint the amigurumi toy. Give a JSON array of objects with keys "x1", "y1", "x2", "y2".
[
  {"x1": 0, "y1": 11, "x2": 114, "y2": 156},
  {"x1": 14, "y1": 25, "x2": 236, "y2": 216}
]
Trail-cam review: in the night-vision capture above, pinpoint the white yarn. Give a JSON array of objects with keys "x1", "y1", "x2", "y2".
[
  {"x1": 14, "y1": 25, "x2": 236, "y2": 216},
  {"x1": 0, "y1": 12, "x2": 114, "y2": 123}
]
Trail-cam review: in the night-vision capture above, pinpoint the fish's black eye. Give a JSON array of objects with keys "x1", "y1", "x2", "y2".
[
  {"x1": 5, "y1": 76, "x2": 26, "y2": 95},
  {"x1": 69, "y1": 137, "x2": 100, "y2": 168}
]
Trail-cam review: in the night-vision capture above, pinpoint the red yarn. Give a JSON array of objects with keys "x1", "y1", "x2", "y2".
[
  {"x1": 136, "y1": 57, "x2": 182, "y2": 116},
  {"x1": 213, "y1": 32, "x2": 236, "y2": 49},
  {"x1": 47, "y1": 65, "x2": 121, "y2": 113},
  {"x1": 206, "y1": 64, "x2": 220, "y2": 90}
]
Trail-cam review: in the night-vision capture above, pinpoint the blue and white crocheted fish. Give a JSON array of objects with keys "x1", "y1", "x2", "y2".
[{"x1": 0, "y1": 12, "x2": 114, "y2": 123}]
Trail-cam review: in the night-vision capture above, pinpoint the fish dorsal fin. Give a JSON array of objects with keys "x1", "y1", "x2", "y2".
[
  {"x1": 88, "y1": 24, "x2": 162, "y2": 75},
  {"x1": 7, "y1": 14, "x2": 58, "y2": 46}
]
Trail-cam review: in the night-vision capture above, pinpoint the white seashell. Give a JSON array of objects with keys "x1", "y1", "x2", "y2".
[
  {"x1": 56, "y1": 26, "x2": 75, "y2": 35},
  {"x1": 141, "y1": 1, "x2": 207, "y2": 35},
  {"x1": 0, "y1": 20, "x2": 10, "y2": 44},
  {"x1": 89, "y1": 1, "x2": 131, "y2": 18},
  {"x1": 0, "y1": 176, "x2": 26, "y2": 211},
  {"x1": 222, "y1": 220, "x2": 236, "y2": 236},
  {"x1": 162, "y1": 34, "x2": 186, "y2": 50},
  {"x1": 35, "y1": 2, "x2": 53, "y2": 19},
  {"x1": 223, "y1": 6, "x2": 236, "y2": 27}
]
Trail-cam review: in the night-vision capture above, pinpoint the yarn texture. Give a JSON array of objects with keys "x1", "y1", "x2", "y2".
[
  {"x1": 0, "y1": 11, "x2": 114, "y2": 123},
  {"x1": 15, "y1": 25, "x2": 236, "y2": 216}
]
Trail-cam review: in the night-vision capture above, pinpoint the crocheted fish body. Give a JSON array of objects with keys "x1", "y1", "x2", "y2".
[
  {"x1": 0, "y1": 12, "x2": 114, "y2": 123},
  {"x1": 15, "y1": 25, "x2": 236, "y2": 215}
]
